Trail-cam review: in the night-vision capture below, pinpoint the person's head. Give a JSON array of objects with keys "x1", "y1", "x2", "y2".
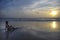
[{"x1": 6, "y1": 21, "x2": 8, "y2": 25}]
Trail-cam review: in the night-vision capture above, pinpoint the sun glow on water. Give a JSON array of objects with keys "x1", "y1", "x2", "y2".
[{"x1": 52, "y1": 21, "x2": 57, "y2": 29}]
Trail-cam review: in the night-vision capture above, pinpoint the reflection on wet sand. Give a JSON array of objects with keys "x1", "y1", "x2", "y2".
[
  {"x1": 50, "y1": 21, "x2": 60, "y2": 32},
  {"x1": 0, "y1": 21, "x2": 60, "y2": 40},
  {"x1": 52, "y1": 21, "x2": 56, "y2": 29},
  {"x1": 5, "y1": 31, "x2": 9, "y2": 40}
]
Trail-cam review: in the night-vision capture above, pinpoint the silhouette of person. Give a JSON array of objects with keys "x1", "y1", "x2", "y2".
[{"x1": 5, "y1": 21, "x2": 15, "y2": 32}]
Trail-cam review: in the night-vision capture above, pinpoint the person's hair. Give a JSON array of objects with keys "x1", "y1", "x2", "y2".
[{"x1": 6, "y1": 21, "x2": 8, "y2": 25}]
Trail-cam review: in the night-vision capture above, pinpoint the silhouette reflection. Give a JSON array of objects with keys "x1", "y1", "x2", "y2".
[
  {"x1": 5, "y1": 27, "x2": 15, "y2": 40},
  {"x1": 5, "y1": 31, "x2": 9, "y2": 40}
]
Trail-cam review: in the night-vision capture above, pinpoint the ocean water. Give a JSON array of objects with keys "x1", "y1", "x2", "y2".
[{"x1": 0, "y1": 20, "x2": 60, "y2": 40}]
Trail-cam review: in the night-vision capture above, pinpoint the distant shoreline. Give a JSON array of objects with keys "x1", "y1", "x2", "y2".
[{"x1": 0, "y1": 18, "x2": 60, "y2": 21}]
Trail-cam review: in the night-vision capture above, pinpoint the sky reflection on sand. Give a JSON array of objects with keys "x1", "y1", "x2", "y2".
[{"x1": 0, "y1": 21, "x2": 60, "y2": 40}]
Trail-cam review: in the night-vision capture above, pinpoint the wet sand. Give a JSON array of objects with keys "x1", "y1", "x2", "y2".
[
  {"x1": 0, "y1": 20, "x2": 60, "y2": 40},
  {"x1": 0, "y1": 27, "x2": 60, "y2": 40}
]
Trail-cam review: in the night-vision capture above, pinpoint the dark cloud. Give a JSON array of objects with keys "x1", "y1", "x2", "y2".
[{"x1": 0, "y1": 0, "x2": 36, "y2": 9}]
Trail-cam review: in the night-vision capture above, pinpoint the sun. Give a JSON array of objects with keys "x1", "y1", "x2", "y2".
[{"x1": 51, "y1": 10, "x2": 58, "y2": 16}]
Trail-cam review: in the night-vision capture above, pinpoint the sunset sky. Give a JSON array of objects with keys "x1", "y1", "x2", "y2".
[{"x1": 0, "y1": 0, "x2": 60, "y2": 18}]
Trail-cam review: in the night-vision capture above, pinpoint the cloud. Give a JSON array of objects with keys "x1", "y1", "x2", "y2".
[
  {"x1": 0, "y1": 0, "x2": 36, "y2": 9},
  {"x1": 23, "y1": 0, "x2": 60, "y2": 9},
  {"x1": 0, "y1": 0, "x2": 60, "y2": 18}
]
